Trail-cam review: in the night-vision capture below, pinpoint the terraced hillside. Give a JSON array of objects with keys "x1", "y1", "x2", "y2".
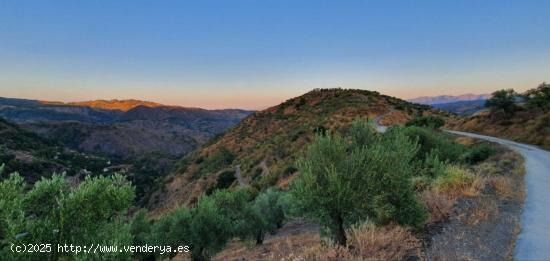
[{"x1": 150, "y1": 88, "x2": 452, "y2": 214}]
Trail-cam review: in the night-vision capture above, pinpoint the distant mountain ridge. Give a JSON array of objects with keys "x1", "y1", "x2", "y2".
[
  {"x1": 408, "y1": 93, "x2": 491, "y2": 105},
  {"x1": 68, "y1": 99, "x2": 165, "y2": 111},
  {"x1": 432, "y1": 100, "x2": 487, "y2": 115},
  {"x1": 0, "y1": 96, "x2": 252, "y2": 158}
]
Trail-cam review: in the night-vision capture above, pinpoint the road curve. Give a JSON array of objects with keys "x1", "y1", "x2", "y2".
[{"x1": 446, "y1": 130, "x2": 550, "y2": 260}]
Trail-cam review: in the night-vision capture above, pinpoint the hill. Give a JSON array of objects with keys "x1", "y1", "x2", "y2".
[
  {"x1": 149, "y1": 88, "x2": 452, "y2": 214},
  {"x1": 408, "y1": 93, "x2": 490, "y2": 105}
]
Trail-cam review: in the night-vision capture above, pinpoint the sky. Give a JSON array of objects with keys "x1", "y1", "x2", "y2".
[{"x1": 0, "y1": 1, "x2": 549, "y2": 109}]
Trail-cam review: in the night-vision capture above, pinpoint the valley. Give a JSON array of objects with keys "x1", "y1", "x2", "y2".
[{"x1": 0, "y1": 97, "x2": 251, "y2": 203}]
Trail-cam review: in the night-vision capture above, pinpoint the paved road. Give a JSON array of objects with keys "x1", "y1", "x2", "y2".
[{"x1": 446, "y1": 130, "x2": 550, "y2": 261}]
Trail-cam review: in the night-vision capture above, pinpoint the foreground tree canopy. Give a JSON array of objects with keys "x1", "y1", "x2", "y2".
[{"x1": 290, "y1": 120, "x2": 427, "y2": 245}]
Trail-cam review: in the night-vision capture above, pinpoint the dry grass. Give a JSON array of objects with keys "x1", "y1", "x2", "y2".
[
  {"x1": 420, "y1": 189, "x2": 455, "y2": 224},
  {"x1": 433, "y1": 166, "x2": 485, "y2": 199},
  {"x1": 463, "y1": 198, "x2": 499, "y2": 226},
  {"x1": 488, "y1": 176, "x2": 514, "y2": 199},
  {"x1": 215, "y1": 233, "x2": 321, "y2": 261},
  {"x1": 455, "y1": 136, "x2": 475, "y2": 146},
  {"x1": 216, "y1": 223, "x2": 421, "y2": 261},
  {"x1": 301, "y1": 224, "x2": 421, "y2": 261}
]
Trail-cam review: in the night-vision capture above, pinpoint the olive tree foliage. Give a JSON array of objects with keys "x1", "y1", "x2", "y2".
[
  {"x1": 0, "y1": 171, "x2": 135, "y2": 261},
  {"x1": 251, "y1": 188, "x2": 287, "y2": 244},
  {"x1": 290, "y1": 120, "x2": 427, "y2": 246},
  {"x1": 140, "y1": 187, "x2": 289, "y2": 261},
  {"x1": 485, "y1": 89, "x2": 518, "y2": 114},
  {"x1": 524, "y1": 82, "x2": 550, "y2": 112}
]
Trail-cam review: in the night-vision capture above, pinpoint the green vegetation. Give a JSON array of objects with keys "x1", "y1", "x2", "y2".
[
  {"x1": 0, "y1": 170, "x2": 134, "y2": 260},
  {"x1": 198, "y1": 147, "x2": 235, "y2": 177},
  {"x1": 402, "y1": 126, "x2": 465, "y2": 163},
  {"x1": 456, "y1": 83, "x2": 549, "y2": 148},
  {"x1": 406, "y1": 115, "x2": 445, "y2": 129},
  {"x1": 135, "y1": 188, "x2": 287, "y2": 261},
  {"x1": 524, "y1": 82, "x2": 550, "y2": 112},
  {"x1": 0, "y1": 115, "x2": 499, "y2": 260},
  {"x1": 461, "y1": 144, "x2": 496, "y2": 164},
  {"x1": 290, "y1": 121, "x2": 427, "y2": 245},
  {"x1": 485, "y1": 89, "x2": 518, "y2": 114}
]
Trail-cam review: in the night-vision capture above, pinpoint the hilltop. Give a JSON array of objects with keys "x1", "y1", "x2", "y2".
[{"x1": 149, "y1": 88, "x2": 452, "y2": 214}]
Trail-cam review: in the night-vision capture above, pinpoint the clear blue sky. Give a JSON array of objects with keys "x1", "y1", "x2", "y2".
[{"x1": 1, "y1": 0, "x2": 549, "y2": 109}]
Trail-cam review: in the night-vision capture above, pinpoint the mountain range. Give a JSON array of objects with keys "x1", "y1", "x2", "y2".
[
  {"x1": 0, "y1": 97, "x2": 252, "y2": 158},
  {"x1": 408, "y1": 93, "x2": 491, "y2": 105}
]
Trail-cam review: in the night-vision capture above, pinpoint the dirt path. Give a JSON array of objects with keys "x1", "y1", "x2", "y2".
[
  {"x1": 373, "y1": 113, "x2": 389, "y2": 133},
  {"x1": 234, "y1": 164, "x2": 247, "y2": 187},
  {"x1": 447, "y1": 130, "x2": 550, "y2": 260},
  {"x1": 259, "y1": 158, "x2": 270, "y2": 177}
]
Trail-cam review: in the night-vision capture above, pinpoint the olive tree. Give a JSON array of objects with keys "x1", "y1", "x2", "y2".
[{"x1": 291, "y1": 120, "x2": 427, "y2": 246}]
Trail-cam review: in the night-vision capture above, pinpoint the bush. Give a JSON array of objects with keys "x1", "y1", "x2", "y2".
[
  {"x1": 406, "y1": 115, "x2": 445, "y2": 129},
  {"x1": 215, "y1": 170, "x2": 237, "y2": 189},
  {"x1": 251, "y1": 188, "x2": 286, "y2": 244},
  {"x1": 462, "y1": 144, "x2": 496, "y2": 164},
  {"x1": 402, "y1": 126, "x2": 465, "y2": 163},
  {"x1": 202, "y1": 147, "x2": 235, "y2": 174}
]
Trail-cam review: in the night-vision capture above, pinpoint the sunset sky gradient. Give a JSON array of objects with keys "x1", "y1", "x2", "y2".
[{"x1": 1, "y1": 0, "x2": 549, "y2": 109}]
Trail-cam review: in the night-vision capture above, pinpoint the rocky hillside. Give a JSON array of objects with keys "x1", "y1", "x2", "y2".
[{"x1": 149, "y1": 88, "x2": 452, "y2": 214}]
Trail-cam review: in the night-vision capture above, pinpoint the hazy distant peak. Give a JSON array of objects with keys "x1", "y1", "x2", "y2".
[{"x1": 408, "y1": 93, "x2": 491, "y2": 105}]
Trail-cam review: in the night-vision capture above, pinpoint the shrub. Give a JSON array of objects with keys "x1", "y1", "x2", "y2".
[
  {"x1": 421, "y1": 150, "x2": 447, "y2": 178},
  {"x1": 202, "y1": 147, "x2": 235, "y2": 174},
  {"x1": 251, "y1": 188, "x2": 286, "y2": 244},
  {"x1": 215, "y1": 170, "x2": 236, "y2": 190},
  {"x1": 462, "y1": 144, "x2": 496, "y2": 164},
  {"x1": 402, "y1": 126, "x2": 465, "y2": 163},
  {"x1": 406, "y1": 115, "x2": 445, "y2": 129}
]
